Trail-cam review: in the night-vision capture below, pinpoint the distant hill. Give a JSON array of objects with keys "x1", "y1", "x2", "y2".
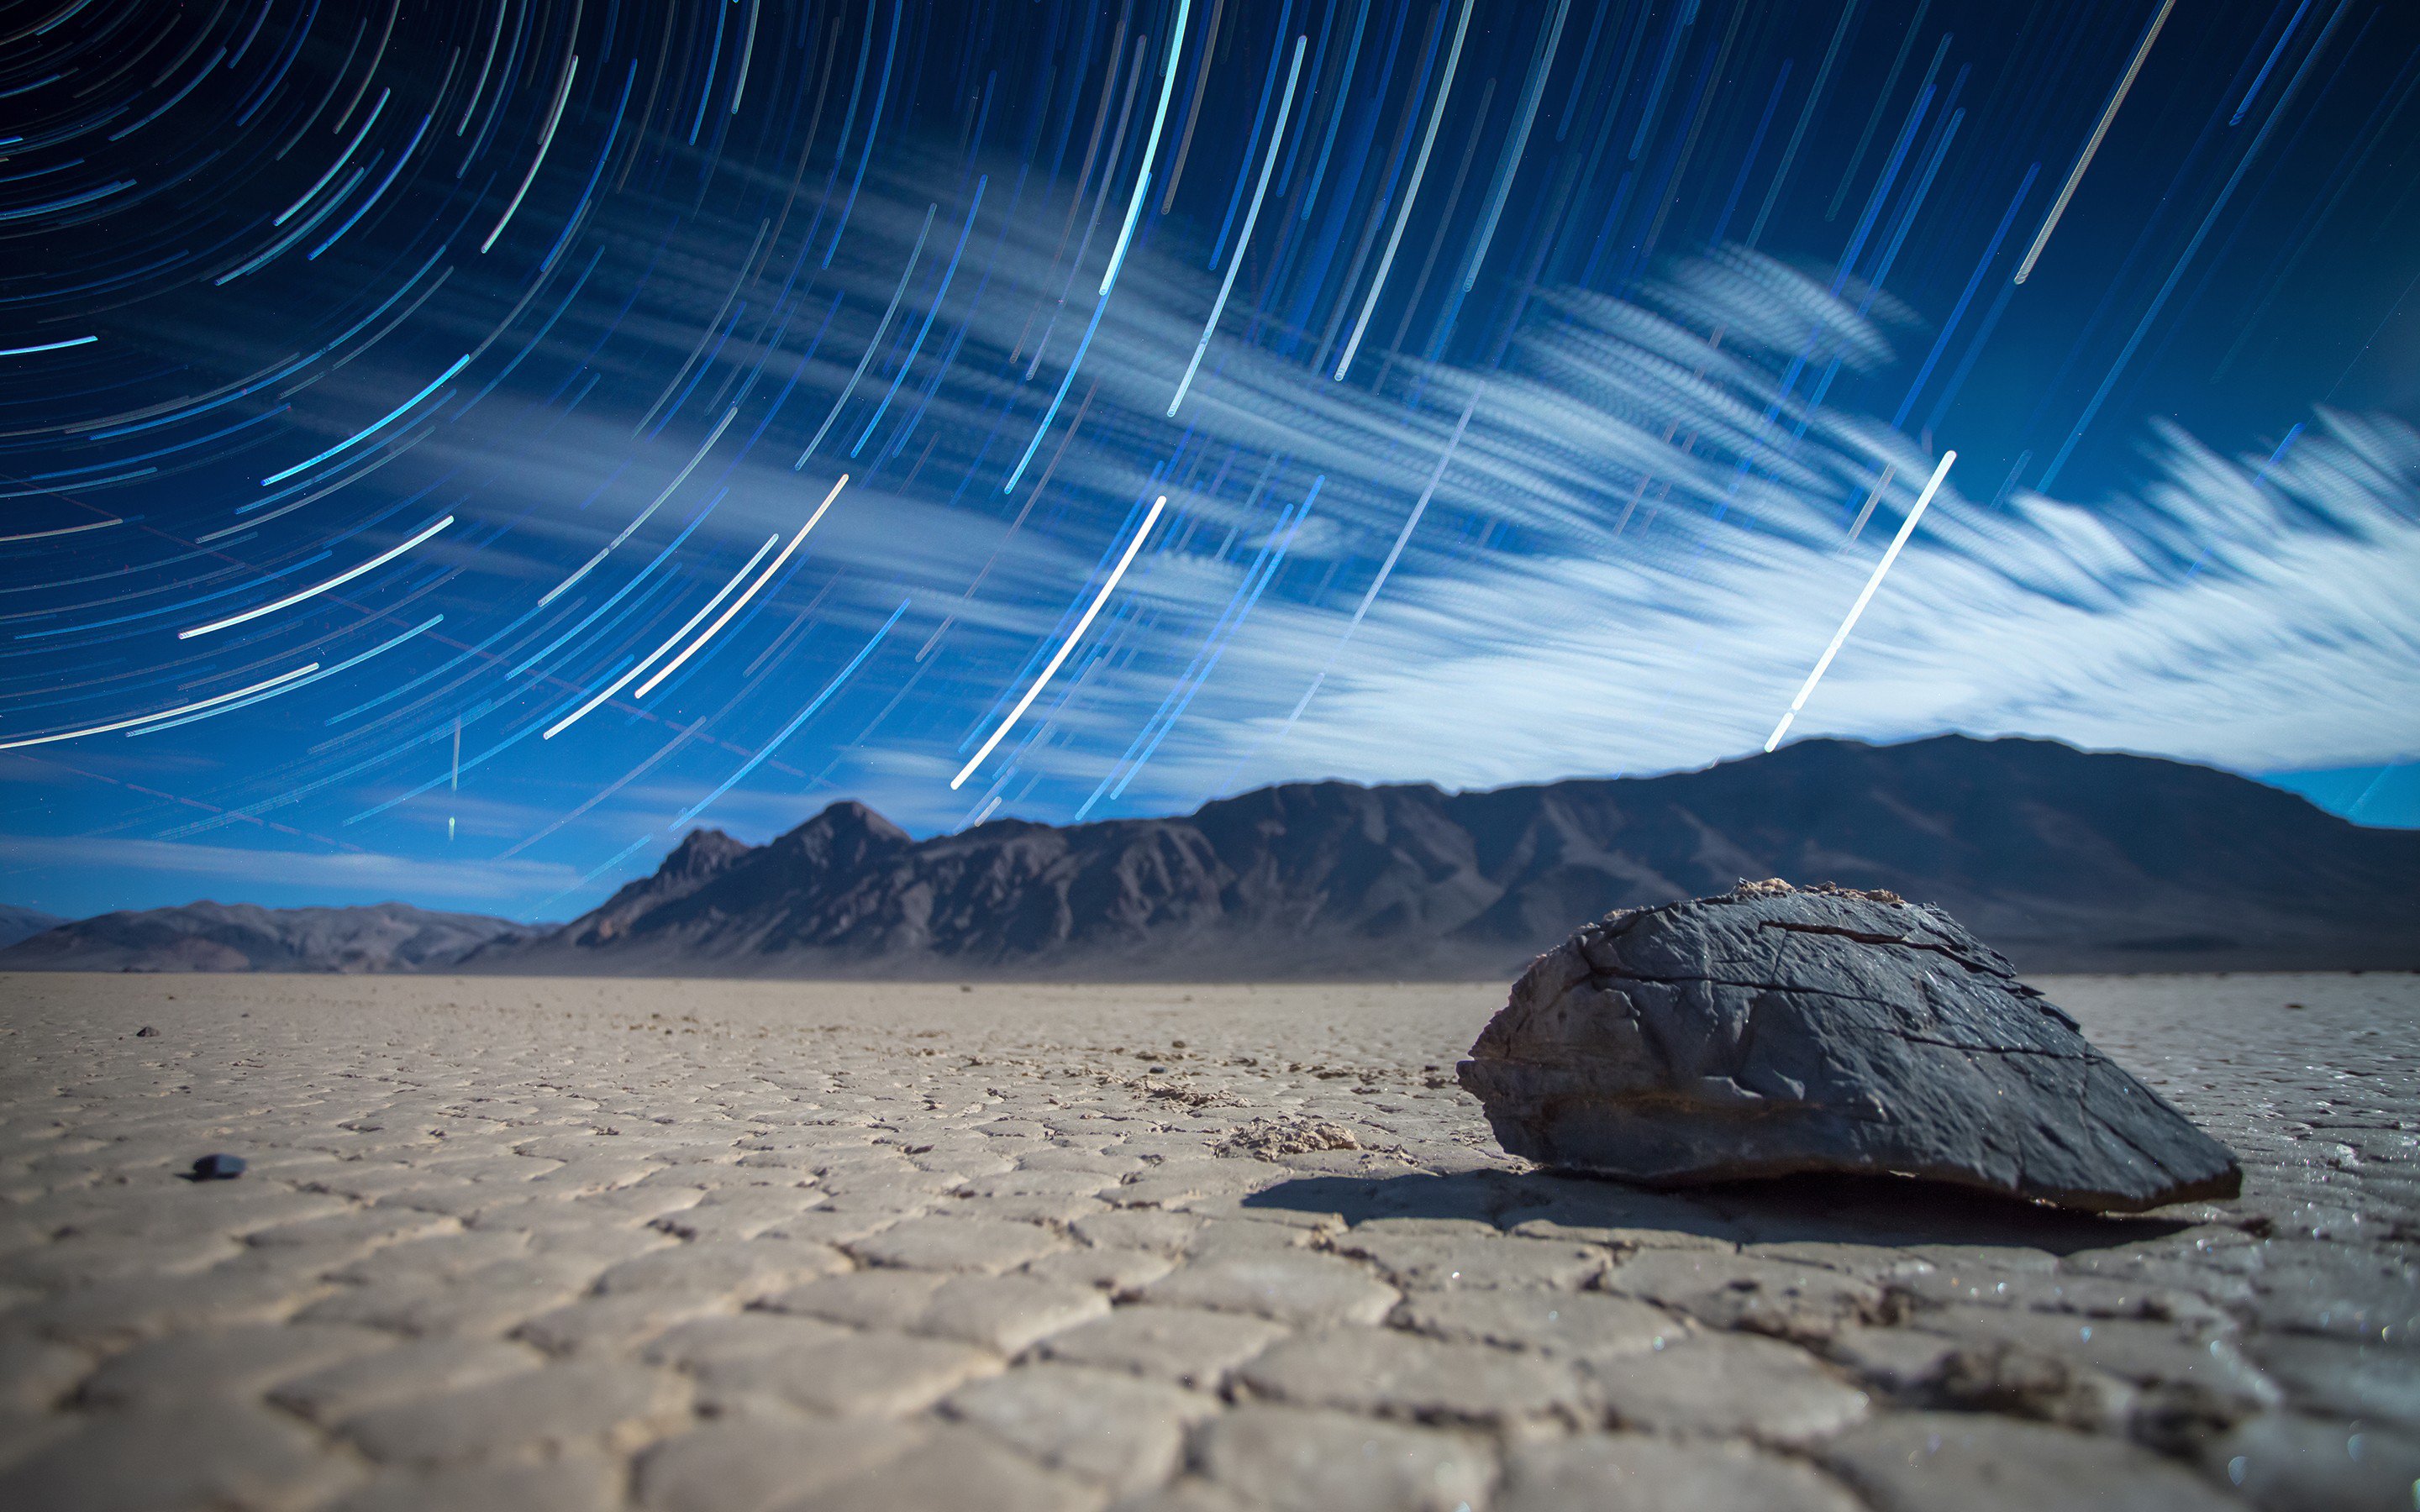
[
  {"x1": 468, "y1": 736, "x2": 2420, "y2": 979},
  {"x1": 0, "y1": 905, "x2": 65, "y2": 952},
  {"x1": 0, "y1": 900, "x2": 539, "y2": 974}
]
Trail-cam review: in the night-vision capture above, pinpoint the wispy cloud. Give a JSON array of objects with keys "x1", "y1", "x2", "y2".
[
  {"x1": 0, "y1": 834, "x2": 576, "y2": 918},
  {"x1": 414, "y1": 171, "x2": 2420, "y2": 852}
]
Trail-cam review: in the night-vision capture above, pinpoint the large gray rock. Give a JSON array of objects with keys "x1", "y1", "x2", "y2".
[{"x1": 1456, "y1": 879, "x2": 2241, "y2": 1212}]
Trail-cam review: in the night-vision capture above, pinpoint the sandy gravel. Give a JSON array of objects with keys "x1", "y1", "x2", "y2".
[{"x1": 0, "y1": 970, "x2": 2413, "y2": 1511}]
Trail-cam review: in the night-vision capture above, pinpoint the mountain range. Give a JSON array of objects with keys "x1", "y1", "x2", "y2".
[
  {"x1": 0, "y1": 900, "x2": 539, "y2": 974},
  {"x1": 7, "y1": 737, "x2": 2413, "y2": 979},
  {"x1": 474, "y1": 735, "x2": 2420, "y2": 978}
]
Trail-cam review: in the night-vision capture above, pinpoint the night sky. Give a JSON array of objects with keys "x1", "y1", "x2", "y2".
[{"x1": 4, "y1": 0, "x2": 2417, "y2": 921}]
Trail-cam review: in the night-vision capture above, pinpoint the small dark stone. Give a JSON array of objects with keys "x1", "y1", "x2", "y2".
[
  {"x1": 190, "y1": 1153, "x2": 246, "y2": 1181},
  {"x1": 135, "y1": 1026, "x2": 159, "y2": 1037},
  {"x1": 1456, "y1": 879, "x2": 2243, "y2": 1213}
]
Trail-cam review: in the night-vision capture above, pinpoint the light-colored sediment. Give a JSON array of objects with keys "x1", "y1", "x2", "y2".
[{"x1": 0, "y1": 970, "x2": 2412, "y2": 1511}]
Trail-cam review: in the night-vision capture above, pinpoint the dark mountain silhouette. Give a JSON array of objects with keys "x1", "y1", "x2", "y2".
[
  {"x1": 0, "y1": 905, "x2": 65, "y2": 953},
  {"x1": 0, "y1": 901, "x2": 539, "y2": 974},
  {"x1": 471, "y1": 737, "x2": 2420, "y2": 978}
]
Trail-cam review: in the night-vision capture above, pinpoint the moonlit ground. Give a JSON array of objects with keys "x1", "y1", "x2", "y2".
[{"x1": 0, "y1": 970, "x2": 2413, "y2": 1509}]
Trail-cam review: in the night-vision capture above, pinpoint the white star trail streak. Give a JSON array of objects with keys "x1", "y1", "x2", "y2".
[
  {"x1": 481, "y1": 54, "x2": 580, "y2": 253},
  {"x1": 2012, "y1": 0, "x2": 2173, "y2": 286},
  {"x1": 178, "y1": 514, "x2": 455, "y2": 638},
  {"x1": 544, "y1": 533, "x2": 781, "y2": 739},
  {"x1": 636, "y1": 475, "x2": 850, "y2": 700},
  {"x1": 1455, "y1": 0, "x2": 1570, "y2": 293},
  {"x1": 1333, "y1": 0, "x2": 1473, "y2": 381},
  {"x1": 1169, "y1": 35, "x2": 1304, "y2": 417},
  {"x1": 540, "y1": 405, "x2": 739, "y2": 608},
  {"x1": 0, "y1": 665, "x2": 323, "y2": 752},
  {"x1": 952, "y1": 495, "x2": 1167, "y2": 790},
  {"x1": 260, "y1": 354, "x2": 471, "y2": 486},
  {"x1": 797, "y1": 205, "x2": 934, "y2": 466},
  {"x1": 1765, "y1": 451, "x2": 1957, "y2": 753},
  {"x1": 1098, "y1": 0, "x2": 1192, "y2": 298}
]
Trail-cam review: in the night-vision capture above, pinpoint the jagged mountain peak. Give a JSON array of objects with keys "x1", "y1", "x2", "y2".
[
  {"x1": 660, "y1": 827, "x2": 750, "y2": 877},
  {"x1": 775, "y1": 798, "x2": 912, "y2": 848}
]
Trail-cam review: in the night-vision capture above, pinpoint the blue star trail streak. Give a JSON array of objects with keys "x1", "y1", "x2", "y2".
[{"x1": 0, "y1": 0, "x2": 2413, "y2": 920}]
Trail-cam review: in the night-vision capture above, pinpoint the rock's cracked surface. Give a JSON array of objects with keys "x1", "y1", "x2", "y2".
[
  {"x1": 1459, "y1": 881, "x2": 2244, "y2": 1210},
  {"x1": 0, "y1": 969, "x2": 2412, "y2": 1510}
]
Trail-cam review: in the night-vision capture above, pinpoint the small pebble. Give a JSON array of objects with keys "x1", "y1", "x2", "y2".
[
  {"x1": 135, "y1": 1026, "x2": 159, "y2": 1037},
  {"x1": 190, "y1": 1153, "x2": 245, "y2": 1181}
]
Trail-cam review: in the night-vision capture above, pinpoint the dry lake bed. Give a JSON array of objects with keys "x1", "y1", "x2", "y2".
[{"x1": 0, "y1": 970, "x2": 2413, "y2": 1511}]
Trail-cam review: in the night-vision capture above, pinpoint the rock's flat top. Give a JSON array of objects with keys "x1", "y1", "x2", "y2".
[{"x1": 1, "y1": 971, "x2": 2414, "y2": 1511}]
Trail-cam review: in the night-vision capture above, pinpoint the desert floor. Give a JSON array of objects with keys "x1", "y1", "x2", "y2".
[{"x1": 0, "y1": 971, "x2": 2412, "y2": 1512}]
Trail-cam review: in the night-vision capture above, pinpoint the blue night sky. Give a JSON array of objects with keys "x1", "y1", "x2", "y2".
[{"x1": 3, "y1": 0, "x2": 2417, "y2": 922}]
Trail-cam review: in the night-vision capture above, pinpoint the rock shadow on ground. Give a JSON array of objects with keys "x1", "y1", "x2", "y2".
[{"x1": 1243, "y1": 1168, "x2": 2200, "y2": 1254}]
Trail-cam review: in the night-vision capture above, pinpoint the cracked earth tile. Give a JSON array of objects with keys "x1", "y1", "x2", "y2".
[
  {"x1": 1038, "y1": 1305, "x2": 1292, "y2": 1389},
  {"x1": 1024, "y1": 1246, "x2": 1176, "y2": 1293},
  {"x1": 324, "y1": 1452, "x2": 620, "y2": 1512},
  {"x1": 1911, "y1": 1307, "x2": 2279, "y2": 1420},
  {"x1": 243, "y1": 1209, "x2": 462, "y2": 1254},
  {"x1": 639, "y1": 1312, "x2": 856, "y2": 1370},
  {"x1": 634, "y1": 1417, "x2": 929, "y2": 1512},
  {"x1": 957, "y1": 1168, "x2": 1124, "y2": 1199},
  {"x1": 295, "y1": 1271, "x2": 581, "y2": 1337},
  {"x1": 0, "y1": 1399, "x2": 359, "y2": 1512},
  {"x1": 21, "y1": 1263, "x2": 324, "y2": 1347},
  {"x1": 1113, "y1": 1164, "x2": 1284, "y2": 1209},
  {"x1": 1183, "y1": 1218, "x2": 1319, "y2": 1257},
  {"x1": 944, "y1": 1362, "x2": 1214, "y2": 1495},
  {"x1": 1589, "y1": 1332, "x2": 1871, "y2": 1442},
  {"x1": 1192, "y1": 1404, "x2": 1494, "y2": 1512},
  {"x1": 0, "y1": 1232, "x2": 239, "y2": 1290},
  {"x1": 268, "y1": 1336, "x2": 544, "y2": 1422},
  {"x1": 848, "y1": 1215, "x2": 1069, "y2": 1273},
  {"x1": 1819, "y1": 1411, "x2": 2226, "y2": 1512},
  {"x1": 783, "y1": 1420, "x2": 1107, "y2": 1512},
  {"x1": 762, "y1": 1268, "x2": 949, "y2": 1329},
  {"x1": 1497, "y1": 1432, "x2": 1865, "y2": 1512},
  {"x1": 591, "y1": 1238, "x2": 850, "y2": 1297},
  {"x1": 337, "y1": 1359, "x2": 686, "y2": 1466},
  {"x1": 1140, "y1": 1247, "x2": 1399, "y2": 1326},
  {"x1": 1823, "y1": 1323, "x2": 1963, "y2": 1397},
  {"x1": 71, "y1": 1321, "x2": 387, "y2": 1410},
  {"x1": 689, "y1": 1331, "x2": 1002, "y2": 1416},
  {"x1": 918, "y1": 1273, "x2": 1113, "y2": 1352},
  {"x1": 513, "y1": 1292, "x2": 733, "y2": 1356},
  {"x1": 1235, "y1": 1326, "x2": 1587, "y2": 1428},
  {"x1": 327, "y1": 1230, "x2": 532, "y2": 1288},
  {"x1": 644, "y1": 1189, "x2": 829, "y2": 1242},
  {"x1": 1328, "y1": 1231, "x2": 1608, "y2": 1291},
  {"x1": 1392, "y1": 1289, "x2": 1679, "y2": 1358},
  {"x1": 1597, "y1": 1247, "x2": 1886, "y2": 1342},
  {"x1": 1071, "y1": 1210, "x2": 1202, "y2": 1255}
]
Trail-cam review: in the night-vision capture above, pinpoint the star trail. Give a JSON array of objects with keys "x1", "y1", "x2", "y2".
[{"x1": 3, "y1": 0, "x2": 2416, "y2": 917}]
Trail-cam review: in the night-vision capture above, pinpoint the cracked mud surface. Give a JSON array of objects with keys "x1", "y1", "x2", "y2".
[{"x1": 0, "y1": 970, "x2": 2413, "y2": 1511}]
